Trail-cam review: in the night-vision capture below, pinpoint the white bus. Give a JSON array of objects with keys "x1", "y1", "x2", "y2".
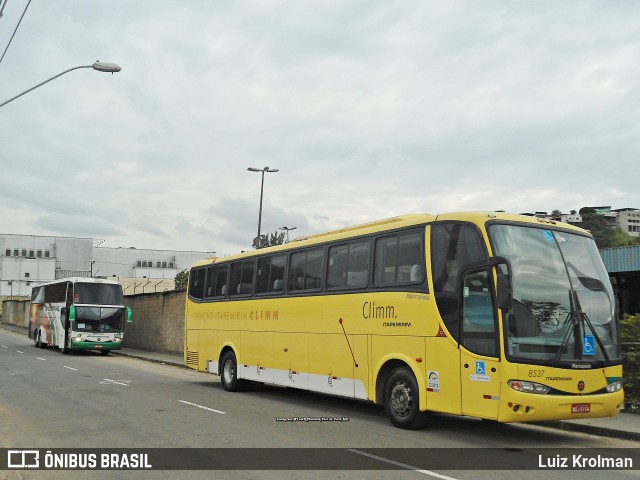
[{"x1": 29, "y1": 277, "x2": 132, "y2": 355}]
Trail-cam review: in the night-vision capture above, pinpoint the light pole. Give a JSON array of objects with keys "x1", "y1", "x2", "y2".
[
  {"x1": 247, "y1": 166, "x2": 279, "y2": 248},
  {"x1": 0, "y1": 61, "x2": 122, "y2": 109},
  {"x1": 279, "y1": 226, "x2": 297, "y2": 243}
]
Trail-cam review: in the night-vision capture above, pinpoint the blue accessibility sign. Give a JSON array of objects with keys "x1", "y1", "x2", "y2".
[
  {"x1": 475, "y1": 361, "x2": 486, "y2": 375},
  {"x1": 583, "y1": 335, "x2": 596, "y2": 356}
]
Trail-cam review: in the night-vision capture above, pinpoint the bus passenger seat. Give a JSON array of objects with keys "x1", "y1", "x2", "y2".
[
  {"x1": 410, "y1": 264, "x2": 423, "y2": 282},
  {"x1": 273, "y1": 279, "x2": 283, "y2": 291}
]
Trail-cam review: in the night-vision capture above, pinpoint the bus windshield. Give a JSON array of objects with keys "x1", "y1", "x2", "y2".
[
  {"x1": 489, "y1": 224, "x2": 620, "y2": 365},
  {"x1": 72, "y1": 307, "x2": 124, "y2": 333},
  {"x1": 73, "y1": 283, "x2": 124, "y2": 306}
]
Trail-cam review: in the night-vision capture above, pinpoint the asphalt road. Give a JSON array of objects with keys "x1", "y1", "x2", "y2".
[{"x1": 1, "y1": 327, "x2": 638, "y2": 480}]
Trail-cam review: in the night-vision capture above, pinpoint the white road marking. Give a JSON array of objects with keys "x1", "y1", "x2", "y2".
[
  {"x1": 347, "y1": 449, "x2": 459, "y2": 480},
  {"x1": 178, "y1": 400, "x2": 226, "y2": 415},
  {"x1": 1, "y1": 345, "x2": 8, "y2": 348},
  {"x1": 63, "y1": 366, "x2": 78, "y2": 371},
  {"x1": 100, "y1": 378, "x2": 131, "y2": 386},
  {"x1": 16, "y1": 350, "x2": 24, "y2": 354},
  {"x1": 36, "y1": 357, "x2": 46, "y2": 361}
]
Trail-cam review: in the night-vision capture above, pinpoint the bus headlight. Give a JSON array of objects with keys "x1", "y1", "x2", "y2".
[
  {"x1": 508, "y1": 380, "x2": 550, "y2": 394},
  {"x1": 115, "y1": 337, "x2": 123, "y2": 342},
  {"x1": 74, "y1": 336, "x2": 82, "y2": 342},
  {"x1": 606, "y1": 381, "x2": 623, "y2": 393}
]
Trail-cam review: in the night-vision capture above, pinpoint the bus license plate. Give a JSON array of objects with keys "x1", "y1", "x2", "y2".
[{"x1": 572, "y1": 403, "x2": 590, "y2": 413}]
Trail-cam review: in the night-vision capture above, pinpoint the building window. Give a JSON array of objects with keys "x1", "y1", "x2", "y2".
[
  {"x1": 25, "y1": 273, "x2": 30, "y2": 278},
  {"x1": 169, "y1": 262, "x2": 174, "y2": 268},
  {"x1": 157, "y1": 262, "x2": 162, "y2": 268},
  {"x1": 162, "y1": 261, "x2": 167, "y2": 268},
  {"x1": 14, "y1": 249, "x2": 19, "y2": 256},
  {"x1": 29, "y1": 250, "x2": 34, "y2": 257},
  {"x1": 21, "y1": 249, "x2": 27, "y2": 257},
  {"x1": 37, "y1": 250, "x2": 42, "y2": 257},
  {"x1": 142, "y1": 261, "x2": 147, "y2": 267},
  {"x1": 137, "y1": 260, "x2": 142, "y2": 267},
  {"x1": 5, "y1": 249, "x2": 10, "y2": 256},
  {"x1": 44, "y1": 251, "x2": 50, "y2": 258}
]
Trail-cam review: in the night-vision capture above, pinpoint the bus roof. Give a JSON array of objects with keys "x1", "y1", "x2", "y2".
[
  {"x1": 33, "y1": 277, "x2": 123, "y2": 288},
  {"x1": 189, "y1": 211, "x2": 591, "y2": 269}
]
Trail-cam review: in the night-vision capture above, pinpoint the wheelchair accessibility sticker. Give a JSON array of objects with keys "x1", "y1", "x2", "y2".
[
  {"x1": 470, "y1": 361, "x2": 490, "y2": 382},
  {"x1": 583, "y1": 335, "x2": 596, "y2": 356}
]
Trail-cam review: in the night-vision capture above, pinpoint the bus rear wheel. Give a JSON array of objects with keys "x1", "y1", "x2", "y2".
[
  {"x1": 383, "y1": 367, "x2": 427, "y2": 430},
  {"x1": 35, "y1": 331, "x2": 44, "y2": 349},
  {"x1": 220, "y1": 350, "x2": 245, "y2": 392}
]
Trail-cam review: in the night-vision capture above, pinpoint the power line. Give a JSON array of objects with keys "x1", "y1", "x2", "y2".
[{"x1": 0, "y1": 0, "x2": 32, "y2": 67}]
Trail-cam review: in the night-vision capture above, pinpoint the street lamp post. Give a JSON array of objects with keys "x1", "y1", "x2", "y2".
[
  {"x1": 279, "y1": 226, "x2": 297, "y2": 243},
  {"x1": 0, "y1": 61, "x2": 122, "y2": 109},
  {"x1": 247, "y1": 166, "x2": 279, "y2": 248}
]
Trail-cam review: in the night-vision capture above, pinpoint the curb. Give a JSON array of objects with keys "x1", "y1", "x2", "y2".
[
  {"x1": 110, "y1": 350, "x2": 188, "y2": 369},
  {"x1": 537, "y1": 419, "x2": 640, "y2": 442}
]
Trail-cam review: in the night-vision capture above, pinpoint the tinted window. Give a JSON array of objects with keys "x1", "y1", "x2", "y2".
[
  {"x1": 204, "y1": 265, "x2": 229, "y2": 298},
  {"x1": 230, "y1": 260, "x2": 254, "y2": 296},
  {"x1": 257, "y1": 255, "x2": 286, "y2": 294},
  {"x1": 44, "y1": 282, "x2": 68, "y2": 303},
  {"x1": 288, "y1": 248, "x2": 324, "y2": 291},
  {"x1": 374, "y1": 231, "x2": 424, "y2": 286},
  {"x1": 189, "y1": 268, "x2": 206, "y2": 300},
  {"x1": 327, "y1": 239, "x2": 370, "y2": 289},
  {"x1": 431, "y1": 223, "x2": 488, "y2": 342},
  {"x1": 73, "y1": 283, "x2": 124, "y2": 305}
]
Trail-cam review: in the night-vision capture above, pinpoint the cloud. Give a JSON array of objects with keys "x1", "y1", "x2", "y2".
[{"x1": 0, "y1": 1, "x2": 639, "y2": 255}]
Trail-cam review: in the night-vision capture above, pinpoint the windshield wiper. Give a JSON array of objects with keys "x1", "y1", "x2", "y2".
[{"x1": 550, "y1": 290, "x2": 610, "y2": 364}]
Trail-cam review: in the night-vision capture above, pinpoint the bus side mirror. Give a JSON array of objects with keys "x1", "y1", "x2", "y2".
[
  {"x1": 490, "y1": 256, "x2": 512, "y2": 310},
  {"x1": 68, "y1": 304, "x2": 76, "y2": 321},
  {"x1": 126, "y1": 307, "x2": 133, "y2": 323}
]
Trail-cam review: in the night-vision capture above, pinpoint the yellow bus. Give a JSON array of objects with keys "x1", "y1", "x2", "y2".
[{"x1": 184, "y1": 212, "x2": 623, "y2": 429}]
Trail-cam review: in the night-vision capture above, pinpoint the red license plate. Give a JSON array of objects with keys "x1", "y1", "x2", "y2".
[{"x1": 572, "y1": 403, "x2": 590, "y2": 413}]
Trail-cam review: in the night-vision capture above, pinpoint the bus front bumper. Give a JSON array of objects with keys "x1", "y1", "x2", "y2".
[
  {"x1": 70, "y1": 340, "x2": 123, "y2": 351},
  {"x1": 497, "y1": 389, "x2": 625, "y2": 423}
]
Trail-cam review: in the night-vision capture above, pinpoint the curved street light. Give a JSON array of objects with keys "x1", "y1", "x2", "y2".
[
  {"x1": 248, "y1": 166, "x2": 279, "y2": 248},
  {"x1": 279, "y1": 226, "x2": 297, "y2": 242},
  {"x1": 0, "y1": 61, "x2": 122, "y2": 109}
]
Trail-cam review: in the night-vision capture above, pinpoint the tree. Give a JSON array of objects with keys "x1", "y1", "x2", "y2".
[
  {"x1": 252, "y1": 230, "x2": 286, "y2": 249},
  {"x1": 174, "y1": 269, "x2": 189, "y2": 290}
]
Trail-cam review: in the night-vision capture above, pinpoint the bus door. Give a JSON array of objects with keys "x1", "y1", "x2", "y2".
[{"x1": 459, "y1": 268, "x2": 501, "y2": 420}]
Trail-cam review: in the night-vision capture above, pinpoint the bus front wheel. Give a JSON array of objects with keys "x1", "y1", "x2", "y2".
[
  {"x1": 220, "y1": 350, "x2": 245, "y2": 392},
  {"x1": 383, "y1": 367, "x2": 427, "y2": 430}
]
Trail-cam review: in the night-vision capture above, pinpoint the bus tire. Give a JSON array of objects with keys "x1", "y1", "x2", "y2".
[
  {"x1": 383, "y1": 367, "x2": 426, "y2": 430},
  {"x1": 35, "y1": 331, "x2": 44, "y2": 349},
  {"x1": 220, "y1": 350, "x2": 245, "y2": 392},
  {"x1": 100, "y1": 350, "x2": 110, "y2": 355}
]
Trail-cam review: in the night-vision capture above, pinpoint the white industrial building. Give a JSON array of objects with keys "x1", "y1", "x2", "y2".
[{"x1": 0, "y1": 233, "x2": 212, "y2": 298}]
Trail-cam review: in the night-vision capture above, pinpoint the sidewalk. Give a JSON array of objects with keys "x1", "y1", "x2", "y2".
[{"x1": 1, "y1": 321, "x2": 639, "y2": 441}]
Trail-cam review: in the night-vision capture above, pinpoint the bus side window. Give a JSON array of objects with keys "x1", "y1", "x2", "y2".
[
  {"x1": 461, "y1": 269, "x2": 498, "y2": 357},
  {"x1": 188, "y1": 268, "x2": 206, "y2": 300},
  {"x1": 230, "y1": 260, "x2": 254, "y2": 296},
  {"x1": 431, "y1": 223, "x2": 488, "y2": 343},
  {"x1": 374, "y1": 231, "x2": 423, "y2": 286}
]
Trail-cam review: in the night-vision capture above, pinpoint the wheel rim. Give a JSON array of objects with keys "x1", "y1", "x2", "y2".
[
  {"x1": 390, "y1": 381, "x2": 413, "y2": 418},
  {"x1": 223, "y1": 359, "x2": 234, "y2": 385}
]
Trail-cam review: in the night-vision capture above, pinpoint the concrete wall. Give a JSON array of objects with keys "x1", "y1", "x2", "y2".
[
  {"x1": 1, "y1": 299, "x2": 30, "y2": 327},
  {"x1": 123, "y1": 290, "x2": 185, "y2": 355},
  {"x1": 1, "y1": 291, "x2": 186, "y2": 356}
]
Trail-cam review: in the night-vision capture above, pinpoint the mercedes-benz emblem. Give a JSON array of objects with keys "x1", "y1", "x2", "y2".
[{"x1": 577, "y1": 380, "x2": 585, "y2": 391}]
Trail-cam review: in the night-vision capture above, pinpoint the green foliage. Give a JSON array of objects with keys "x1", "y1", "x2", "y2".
[
  {"x1": 174, "y1": 269, "x2": 189, "y2": 291},
  {"x1": 252, "y1": 231, "x2": 286, "y2": 249},
  {"x1": 621, "y1": 314, "x2": 640, "y2": 404}
]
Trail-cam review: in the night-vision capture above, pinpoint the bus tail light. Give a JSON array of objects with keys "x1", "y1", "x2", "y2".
[{"x1": 508, "y1": 380, "x2": 550, "y2": 394}]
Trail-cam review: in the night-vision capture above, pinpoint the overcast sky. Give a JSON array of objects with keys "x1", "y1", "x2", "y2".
[{"x1": 1, "y1": 1, "x2": 638, "y2": 256}]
